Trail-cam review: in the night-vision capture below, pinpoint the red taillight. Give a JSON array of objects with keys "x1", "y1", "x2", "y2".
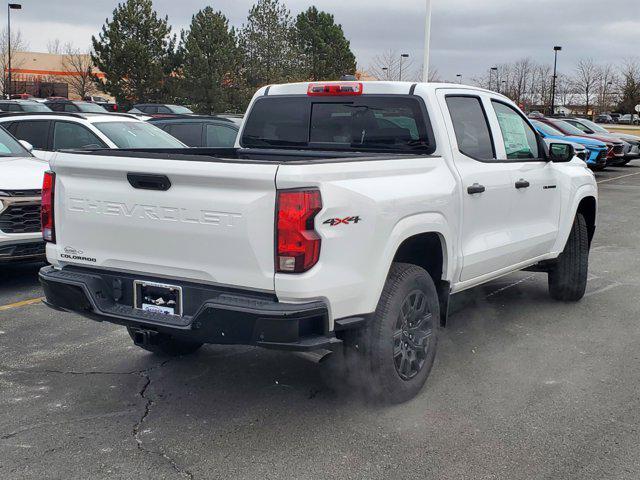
[
  {"x1": 307, "y1": 82, "x2": 363, "y2": 96},
  {"x1": 41, "y1": 171, "x2": 55, "y2": 243},
  {"x1": 276, "y1": 189, "x2": 322, "y2": 273},
  {"x1": 113, "y1": 104, "x2": 118, "y2": 111}
]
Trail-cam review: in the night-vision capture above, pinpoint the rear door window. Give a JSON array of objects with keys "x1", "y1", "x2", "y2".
[
  {"x1": 164, "y1": 123, "x2": 203, "y2": 147},
  {"x1": 53, "y1": 121, "x2": 107, "y2": 150},
  {"x1": 445, "y1": 96, "x2": 495, "y2": 160},
  {"x1": 206, "y1": 123, "x2": 238, "y2": 147},
  {"x1": 10, "y1": 120, "x2": 51, "y2": 149},
  {"x1": 241, "y1": 96, "x2": 434, "y2": 153}
]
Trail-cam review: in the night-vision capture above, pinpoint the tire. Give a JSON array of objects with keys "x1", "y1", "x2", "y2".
[
  {"x1": 362, "y1": 263, "x2": 440, "y2": 403},
  {"x1": 548, "y1": 213, "x2": 589, "y2": 302},
  {"x1": 126, "y1": 327, "x2": 203, "y2": 356}
]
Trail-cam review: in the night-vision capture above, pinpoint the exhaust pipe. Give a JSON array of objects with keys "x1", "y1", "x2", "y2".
[{"x1": 292, "y1": 349, "x2": 334, "y2": 364}]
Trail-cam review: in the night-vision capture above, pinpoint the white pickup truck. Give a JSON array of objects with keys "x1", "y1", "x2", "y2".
[{"x1": 40, "y1": 81, "x2": 597, "y2": 402}]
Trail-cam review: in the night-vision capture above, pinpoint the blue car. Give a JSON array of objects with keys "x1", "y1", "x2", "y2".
[{"x1": 531, "y1": 120, "x2": 608, "y2": 170}]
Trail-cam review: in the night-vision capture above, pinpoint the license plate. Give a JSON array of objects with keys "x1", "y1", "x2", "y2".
[{"x1": 134, "y1": 281, "x2": 183, "y2": 316}]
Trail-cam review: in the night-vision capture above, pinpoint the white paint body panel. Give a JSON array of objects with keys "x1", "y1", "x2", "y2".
[
  {"x1": 47, "y1": 82, "x2": 597, "y2": 330},
  {"x1": 48, "y1": 153, "x2": 278, "y2": 291}
]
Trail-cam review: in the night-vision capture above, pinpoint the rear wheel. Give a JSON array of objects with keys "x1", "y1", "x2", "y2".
[
  {"x1": 548, "y1": 213, "x2": 589, "y2": 301},
  {"x1": 127, "y1": 327, "x2": 203, "y2": 356},
  {"x1": 362, "y1": 263, "x2": 439, "y2": 403}
]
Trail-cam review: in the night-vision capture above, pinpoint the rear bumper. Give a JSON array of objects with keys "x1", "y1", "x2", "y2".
[{"x1": 39, "y1": 266, "x2": 341, "y2": 352}]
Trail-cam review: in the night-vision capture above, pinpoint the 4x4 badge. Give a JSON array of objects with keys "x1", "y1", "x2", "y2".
[{"x1": 323, "y1": 216, "x2": 362, "y2": 227}]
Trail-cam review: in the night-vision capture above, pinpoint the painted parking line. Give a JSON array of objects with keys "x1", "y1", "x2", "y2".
[
  {"x1": 0, "y1": 297, "x2": 45, "y2": 312},
  {"x1": 597, "y1": 171, "x2": 640, "y2": 184}
]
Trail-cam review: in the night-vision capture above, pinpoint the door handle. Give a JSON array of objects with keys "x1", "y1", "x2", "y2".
[
  {"x1": 515, "y1": 179, "x2": 530, "y2": 189},
  {"x1": 127, "y1": 173, "x2": 172, "y2": 191},
  {"x1": 467, "y1": 183, "x2": 486, "y2": 195}
]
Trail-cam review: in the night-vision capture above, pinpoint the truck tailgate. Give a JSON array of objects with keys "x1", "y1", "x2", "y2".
[{"x1": 50, "y1": 153, "x2": 278, "y2": 291}]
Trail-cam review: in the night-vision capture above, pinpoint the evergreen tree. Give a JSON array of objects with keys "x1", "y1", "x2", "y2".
[
  {"x1": 91, "y1": 0, "x2": 176, "y2": 104},
  {"x1": 178, "y1": 7, "x2": 244, "y2": 113},
  {"x1": 295, "y1": 6, "x2": 356, "y2": 81},
  {"x1": 240, "y1": 0, "x2": 297, "y2": 88}
]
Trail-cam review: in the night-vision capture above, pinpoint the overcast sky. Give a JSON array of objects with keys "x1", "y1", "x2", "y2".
[{"x1": 10, "y1": 0, "x2": 640, "y2": 81}]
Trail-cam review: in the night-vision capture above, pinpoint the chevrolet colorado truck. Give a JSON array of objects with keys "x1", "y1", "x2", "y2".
[
  {"x1": 39, "y1": 82, "x2": 597, "y2": 402},
  {"x1": 0, "y1": 128, "x2": 48, "y2": 263}
]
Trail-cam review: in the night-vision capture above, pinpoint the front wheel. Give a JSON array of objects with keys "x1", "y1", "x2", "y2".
[{"x1": 548, "y1": 213, "x2": 589, "y2": 301}]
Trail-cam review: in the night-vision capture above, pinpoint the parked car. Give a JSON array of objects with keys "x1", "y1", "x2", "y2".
[
  {"x1": 0, "y1": 100, "x2": 52, "y2": 113},
  {"x1": 595, "y1": 114, "x2": 614, "y2": 124},
  {"x1": 0, "y1": 126, "x2": 49, "y2": 263},
  {"x1": 149, "y1": 115, "x2": 241, "y2": 148},
  {"x1": 45, "y1": 99, "x2": 109, "y2": 114},
  {"x1": 0, "y1": 112, "x2": 186, "y2": 161},
  {"x1": 563, "y1": 117, "x2": 640, "y2": 162},
  {"x1": 610, "y1": 113, "x2": 622, "y2": 123},
  {"x1": 534, "y1": 116, "x2": 627, "y2": 166},
  {"x1": 84, "y1": 95, "x2": 119, "y2": 112},
  {"x1": 531, "y1": 119, "x2": 608, "y2": 170},
  {"x1": 619, "y1": 114, "x2": 640, "y2": 125},
  {"x1": 40, "y1": 81, "x2": 597, "y2": 403},
  {"x1": 129, "y1": 104, "x2": 193, "y2": 117},
  {"x1": 9, "y1": 93, "x2": 34, "y2": 100}
]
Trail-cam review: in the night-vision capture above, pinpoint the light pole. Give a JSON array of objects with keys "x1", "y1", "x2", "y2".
[
  {"x1": 422, "y1": 0, "x2": 432, "y2": 82},
  {"x1": 399, "y1": 53, "x2": 409, "y2": 81},
  {"x1": 382, "y1": 67, "x2": 389, "y2": 80},
  {"x1": 501, "y1": 80, "x2": 506, "y2": 95},
  {"x1": 456, "y1": 74, "x2": 462, "y2": 84},
  {"x1": 7, "y1": 3, "x2": 21, "y2": 98},
  {"x1": 550, "y1": 45, "x2": 562, "y2": 116},
  {"x1": 490, "y1": 67, "x2": 497, "y2": 91}
]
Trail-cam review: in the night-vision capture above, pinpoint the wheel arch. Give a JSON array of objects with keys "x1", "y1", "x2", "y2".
[{"x1": 577, "y1": 195, "x2": 596, "y2": 246}]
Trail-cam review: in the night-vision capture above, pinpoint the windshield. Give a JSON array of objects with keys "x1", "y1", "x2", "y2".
[
  {"x1": 241, "y1": 96, "x2": 434, "y2": 153},
  {"x1": 0, "y1": 126, "x2": 32, "y2": 157},
  {"x1": 169, "y1": 105, "x2": 193, "y2": 114},
  {"x1": 532, "y1": 120, "x2": 563, "y2": 137},
  {"x1": 21, "y1": 102, "x2": 52, "y2": 112},
  {"x1": 94, "y1": 121, "x2": 186, "y2": 148},
  {"x1": 77, "y1": 102, "x2": 108, "y2": 113},
  {"x1": 553, "y1": 120, "x2": 587, "y2": 136},
  {"x1": 579, "y1": 119, "x2": 608, "y2": 133},
  {"x1": 92, "y1": 97, "x2": 108, "y2": 103}
]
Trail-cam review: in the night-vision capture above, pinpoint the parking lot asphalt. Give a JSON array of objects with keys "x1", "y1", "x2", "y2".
[{"x1": 2, "y1": 165, "x2": 640, "y2": 479}]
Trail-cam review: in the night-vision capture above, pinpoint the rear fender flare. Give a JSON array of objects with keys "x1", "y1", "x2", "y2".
[{"x1": 364, "y1": 212, "x2": 454, "y2": 316}]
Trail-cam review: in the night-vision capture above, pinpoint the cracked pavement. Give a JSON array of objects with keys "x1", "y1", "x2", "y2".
[{"x1": 1, "y1": 165, "x2": 640, "y2": 479}]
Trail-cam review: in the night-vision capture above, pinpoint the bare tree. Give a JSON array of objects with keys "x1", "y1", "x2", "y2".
[
  {"x1": 367, "y1": 50, "x2": 417, "y2": 81},
  {"x1": 572, "y1": 58, "x2": 600, "y2": 115},
  {"x1": 0, "y1": 28, "x2": 27, "y2": 96},
  {"x1": 47, "y1": 38, "x2": 62, "y2": 54},
  {"x1": 616, "y1": 58, "x2": 640, "y2": 114},
  {"x1": 62, "y1": 43, "x2": 97, "y2": 98},
  {"x1": 595, "y1": 64, "x2": 618, "y2": 113},
  {"x1": 411, "y1": 65, "x2": 441, "y2": 82},
  {"x1": 555, "y1": 73, "x2": 576, "y2": 110}
]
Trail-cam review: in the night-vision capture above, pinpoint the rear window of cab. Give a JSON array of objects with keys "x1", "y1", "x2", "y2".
[{"x1": 241, "y1": 96, "x2": 435, "y2": 154}]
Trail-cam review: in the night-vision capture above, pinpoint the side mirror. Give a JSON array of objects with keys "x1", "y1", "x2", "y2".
[
  {"x1": 549, "y1": 143, "x2": 574, "y2": 162},
  {"x1": 19, "y1": 140, "x2": 33, "y2": 152}
]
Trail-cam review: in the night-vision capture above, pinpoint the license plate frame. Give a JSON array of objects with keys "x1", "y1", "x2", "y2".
[{"x1": 133, "y1": 280, "x2": 183, "y2": 317}]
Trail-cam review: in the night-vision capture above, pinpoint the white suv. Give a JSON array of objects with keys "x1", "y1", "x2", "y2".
[
  {"x1": 0, "y1": 112, "x2": 185, "y2": 161},
  {"x1": 0, "y1": 127, "x2": 48, "y2": 263}
]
